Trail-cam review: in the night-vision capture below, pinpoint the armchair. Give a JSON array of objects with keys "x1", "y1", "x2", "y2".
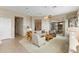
[{"x1": 32, "y1": 33, "x2": 46, "y2": 47}]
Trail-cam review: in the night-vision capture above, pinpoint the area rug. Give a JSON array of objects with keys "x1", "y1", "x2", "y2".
[{"x1": 19, "y1": 37, "x2": 68, "y2": 53}]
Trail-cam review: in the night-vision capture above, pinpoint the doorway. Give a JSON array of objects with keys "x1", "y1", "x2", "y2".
[
  {"x1": 50, "y1": 21, "x2": 65, "y2": 36},
  {"x1": 58, "y1": 22, "x2": 64, "y2": 35},
  {"x1": 15, "y1": 16, "x2": 23, "y2": 37}
]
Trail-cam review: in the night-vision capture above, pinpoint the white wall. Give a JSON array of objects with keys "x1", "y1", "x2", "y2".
[
  {"x1": 0, "y1": 17, "x2": 12, "y2": 40},
  {"x1": 23, "y1": 16, "x2": 32, "y2": 36},
  {"x1": 0, "y1": 8, "x2": 31, "y2": 39}
]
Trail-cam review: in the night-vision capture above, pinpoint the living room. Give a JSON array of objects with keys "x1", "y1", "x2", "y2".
[{"x1": 0, "y1": 6, "x2": 79, "y2": 53}]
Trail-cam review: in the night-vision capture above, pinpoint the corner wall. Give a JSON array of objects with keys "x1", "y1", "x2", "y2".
[{"x1": 0, "y1": 8, "x2": 31, "y2": 39}]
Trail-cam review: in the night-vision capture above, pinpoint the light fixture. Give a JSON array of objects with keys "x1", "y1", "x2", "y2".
[
  {"x1": 48, "y1": 15, "x2": 52, "y2": 18},
  {"x1": 59, "y1": 22, "x2": 63, "y2": 25},
  {"x1": 44, "y1": 15, "x2": 52, "y2": 19},
  {"x1": 44, "y1": 16, "x2": 48, "y2": 19}
]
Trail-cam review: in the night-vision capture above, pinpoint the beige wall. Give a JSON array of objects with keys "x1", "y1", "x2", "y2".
[
  {"x1": 32, "y1": 16, "x2": 50, "y2": 32},
  {"x1": 23, "y1": 16, "x2": 32, "y2": 36},
  {"x1": 0, "y1": 8, "x2": 15, "y2": 39},
  {"x1": 0, "y1": 8, "x2": 32, "y2": 39}
]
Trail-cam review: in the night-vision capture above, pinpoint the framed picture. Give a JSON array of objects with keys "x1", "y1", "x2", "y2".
[{"x1": 35, "y1": 19, "x2": 42, "y2": 31}]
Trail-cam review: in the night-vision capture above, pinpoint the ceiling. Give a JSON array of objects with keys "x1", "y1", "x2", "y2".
[{"x1": 0, "y1": 6, "x2": 79, "y2": 16}]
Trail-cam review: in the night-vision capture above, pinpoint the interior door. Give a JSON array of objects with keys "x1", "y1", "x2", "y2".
[
  {"x1": 0, "y1": 17, "x2": 11, "y2": 40},
  {"x1": 15, "y1": 17, "x2": 23, "y2": 36}
]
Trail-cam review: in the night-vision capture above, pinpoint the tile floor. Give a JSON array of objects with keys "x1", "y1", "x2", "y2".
[
  {"x1": 0, "y1": 35, "x2": 29, "y2": 53},
  {"x1": 0, "y1": 35, "x2": 79, "y2": 53}
]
